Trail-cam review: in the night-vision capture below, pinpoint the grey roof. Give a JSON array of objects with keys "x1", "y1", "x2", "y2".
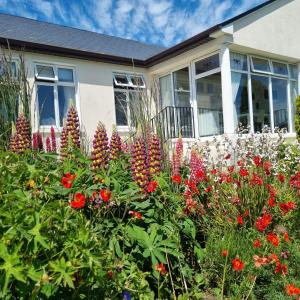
[{"x1": 0, "y1": 13, "x2": 166, "y2": 61}]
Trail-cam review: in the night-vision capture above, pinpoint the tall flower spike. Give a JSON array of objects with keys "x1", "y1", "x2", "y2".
[
  {"x1": 50, "y1": 126, "x2": 57, "y2": 153},
  {"x1": 32, "y1": 132, "x2": 43, "y2": 151},
  {"x1": 60, "y1": 105, "x2": 80, "y2": 158},
  {"x1": 148, "y1": 134, "x2": 161, "y2": 178},
  {"x1": 110, "y1": 129, "x2": 122, "y2": 160},
  {"x1": 91, "y1": 122, "x2": 109, "y2": 171},
  {"x1": 46, "y1": 136, "x2": 51, "y2": 153},
  {"x1": 14, "y1": 115, "x2": 31, "y2": 153},
  {"x1": 172, "y1": 136, "x2": 183, "y2": 176},
  {"x1": 9, "y1": 133, "x2": 19, "y2": 153},
  {"x1": 131, "y1": 137, "x2": 148, "y2": 190},
  {"x1": 190, "y1": 148, "x2": 205, "y2": 184}
]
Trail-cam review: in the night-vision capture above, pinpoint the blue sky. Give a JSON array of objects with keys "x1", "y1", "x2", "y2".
[{"x1": 0, "y1": 0, "x2": 267, "y2": 47}]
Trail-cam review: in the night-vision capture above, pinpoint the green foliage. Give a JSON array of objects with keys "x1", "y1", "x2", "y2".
[{"x1": 0, "y1": 138, "x2": 299, "y2": 298}]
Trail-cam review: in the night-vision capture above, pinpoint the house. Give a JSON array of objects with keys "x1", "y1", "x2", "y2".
[{"x1": 0, "y1": 0, "x2": 299, "y2": 145}]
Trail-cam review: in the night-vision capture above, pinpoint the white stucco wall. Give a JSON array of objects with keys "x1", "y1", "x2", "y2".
[
  {"x1": 14, "y1": 51, "x2": 148, "y2": 140},
  {"x1": 232, "y1": 0, "x2": 300, "y2": 60}
]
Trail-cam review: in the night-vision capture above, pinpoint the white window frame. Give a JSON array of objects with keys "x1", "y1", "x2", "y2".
[
  {"x1": 113, "y1": 73, "x2": 145, "y2": 89},
  {"x1": 113, "y1": 72, "x2": 145, "y2": 130},
  {"x1": 35, "y1": 63, "x2": 57, "y2": 81},
  {"x1": 271, "y1": 60, "x2": 289, "y2": 78},
  {"x1": 231, "y1": 51, "x2": 298, "y2": 134},
  {"x1": 35, "y1": 63, "x2": 78, "y2": 131},
  {"x1": 250, "y1": 55, "x2": 272, "y2": 75}
]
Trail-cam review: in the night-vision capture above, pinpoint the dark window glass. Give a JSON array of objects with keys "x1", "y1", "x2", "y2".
[{"x1": 195, "y1": 54, "x2": 220, "y2": 75}]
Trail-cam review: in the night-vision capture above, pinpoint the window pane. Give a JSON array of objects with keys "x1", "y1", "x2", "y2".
[
  {"x1": 0, "y1": 61, "x2": 17, "y2": 77},
  {"x1": 232, "y1": 72, "x2": 249, "y2": 128},
  {"x1": 159, "y1": 74, "x2": 173, "y2": 109},
  {"x1": 251, "y1": 57, "x2": 270, "y2": 73},
  {"x1": 272, "y1": 78, "x2": 288, "y2": 129},
  {"x1": 130, "y1": 75, "x2": 145, "y2": 87},
  {"x1": 58, "y1": 86, "x2": 76, "y2": 127},
  {"x1": 195, "y1": 54, "x2": 220, "y2": 75},
  {"x1": 289, "y1": 65, "x2": 298, "y2": 80},
  {"x1": 230, "y1": 53, "x2": 248, "y2": 71},
  {"x1": 36, "y1": 65, "x2": 55, "y2": 79},
  {"x1": 290, "y1": 81, "x2": 298, "y2": 132},
  {"x1": 173, "y1": 67, "x2": 190, "y2": 107},
  {"x1": 272, "y1": 62, "x2": 288, "y2": 76},
  {"x1": 114, "y1": 91, "x2": 128, "y2": 126},
  {"x1": 251, "y1": 75, "x2": 270, "y2": 131},
  {"x1": 37, "y1": 85, "x2": 55, "y2": 126},
  {"x1": 58, "y1": 68, "x2": 74, "y2": 82},
  {"x1": 114, "y1": 74, "x2": 129, "y2": 85},
  {"x1": 196, "y1": 72, "x2": 223, "y2": 136}
]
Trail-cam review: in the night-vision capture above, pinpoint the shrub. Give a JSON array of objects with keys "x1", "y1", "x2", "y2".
[{"x1": 295, "y1": 95, "x2": 300, "y2": 140}]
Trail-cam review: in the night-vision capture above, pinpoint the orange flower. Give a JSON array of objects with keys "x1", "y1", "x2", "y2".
[
  {"x1": 253, "y1": 255, "x2": 268, "y2": 268},
  {"x1": 100, "y1": 189, "x2": 111, "y2": 202},
  {"x1": 253, "y1": 239, "x2": 261, "y2": 248},
  {"x1": 267, "y1": 232, "x2": 279, "y2": 247},
  {"x1": 237, "y1": 216, "x2": 244, "y2": 225},
  {"x1": 129, "y1": 210, "x2": 142, "y2": 220},
  {"x1": 221, "y1": 249, "x2": 229, "y2": 257},
  {"x1": 61, "y1": 172, "x2": 76, "y2": 188},
  {"x1": 283, "y1": 232, "x2": 290, "y2": 243},
  {"x1": 172, "y1": 175, "x2": 182, "y2": 184},
  {"x1": 268, "y1": 253, "x2": 279, "y2": 264},
  {"x1": 286, "y1": 284, "x2": 300, "y2": 296},
  {"x1": 232, "y1": 257, "x2": 244, "y2": 271},
  {"x1": 274, "y1": 263, "x2": 287, "y2": 275},
  {"x1": 155, "y1": 263, "x2": 167, "y2": 275},
  {"x1": 70, "y1": 192, "x2": 86, "y2": 209},
  {"x1": 147, "y1": 181, "x2": 158, "y2": 193}
]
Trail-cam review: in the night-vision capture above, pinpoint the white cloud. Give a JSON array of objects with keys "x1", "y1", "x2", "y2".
[{"x1": 0, "y1": 0, "x2": 267, "y2": 47}]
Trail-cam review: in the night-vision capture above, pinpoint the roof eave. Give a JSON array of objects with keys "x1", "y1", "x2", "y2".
[{"x1": 0, "y1": 37, "x2": 147, "y2": 67}]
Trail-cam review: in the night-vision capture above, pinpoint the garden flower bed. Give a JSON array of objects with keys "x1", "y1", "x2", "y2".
[{"x1": 0, "y1": 108, "x2": 300, "y2": 299}]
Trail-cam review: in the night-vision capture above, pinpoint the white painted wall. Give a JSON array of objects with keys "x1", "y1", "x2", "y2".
[
  {"x1": 232, "y1": 0, "x2": 300, "y2": 60},
  {"x1": 15, "y1": 51, "x2": 148, "y2": 140}
]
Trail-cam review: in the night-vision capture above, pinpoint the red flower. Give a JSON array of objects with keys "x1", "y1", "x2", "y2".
[
  {"x1": 250, "y1": 173, "x2": 263, "y2": 186},
  {"x1": 253, "y1": 156, "x2": 262, "y2": 167},
  {"x1": 239, "y1": 168, "x2": 249, "y2": 177},
  {"x1": 129, "y1": 210, "x2": 142, "y2": 220},
  {"x1": 222, "y1": 249, "x2": 229, "y2": 257},
  {"x1": 283, "y1": 232, "x2": 290, "y2": 243},
  {"x1": 267, "y1": 232, "x2": 279, "y2": 247},
  {"x1": 268, "y1": 197, "x2": 276, "y2": 207},
  {"x1": 147, "y1": 181, "x2": 158, "y2": 193},
  {"x1": 205, "y1": 185, "x2": 212, "y2": 193},
  {"x1": 100, "y1": 189, "x2": 111, "y2": 202},
  {"x1": 71, "y1": 192, "x2": 86, "y2": 209},
  {"x1": 232, "y1": 258, "x2": 244, "y2": 271},
  {"x1": 263, "y1": 161, "x2": 272, "y2": 175},
  {"x1": 224, "y1": 153, "x2": 231, "y2": 160},
  {"x1": 107, "y1": 271, "x2": 113, "y2": 279},
  {"x1": 243, "y1": 210, "x2": 250, "y2": 217},
  {"x1": 279, "y1": 201, "x2": 296, "y2": 214},
  {"x1": 253, "y1": 239, "x2": 261, "y2": 248},
  {"x1": 286, "y1": 284, "x2": 300, "y2": 296},
  {"x1": 237, "y1": 160, "x2": 244, "y2": 167},
  {"x1": 256, "y1": 213, "x2": 272, "y2": 232},
  {"x1": 237, "y1": 216, "x2": 244, "y2": 225},
  {"x1": 172, "y1": 175, "x2": 182, "y2": 184},
  {"x1": 210, "y1": 169, "x2": 217, "y2": 175},
  {"x1": 277, "y1": 174, "x2": 285, "y2": 183},
  {"x1": 155, "y1": 263, "x2": 167, "y2": 275},
  {"x1": 274, "y1": 263, "x2": 287, "y2": 275},
  {"x1": 269, "y1": 253, "x2": 279, "y2": 264},
  {"x1": 61, "y1": 172, "x2": 76, "y2": 188},
  {"x1": 228, "y1": 166, "x2": 234, "y2": 173},
  {"x1": 186, "y1": 196, "x2": 197, "y2": 212},
  {"x1": 290, "y1": 171, "x2": 300, "y2": 189}
]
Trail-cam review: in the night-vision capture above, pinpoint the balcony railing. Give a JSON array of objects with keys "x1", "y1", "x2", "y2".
[{"x1": 151, "y1": 106, "x2": 194, "y2": 141}]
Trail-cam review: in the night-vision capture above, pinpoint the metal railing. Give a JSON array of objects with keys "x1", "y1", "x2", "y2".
[{"x1": 151, "y1": 106, "x2": 194, "y2": 141}]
